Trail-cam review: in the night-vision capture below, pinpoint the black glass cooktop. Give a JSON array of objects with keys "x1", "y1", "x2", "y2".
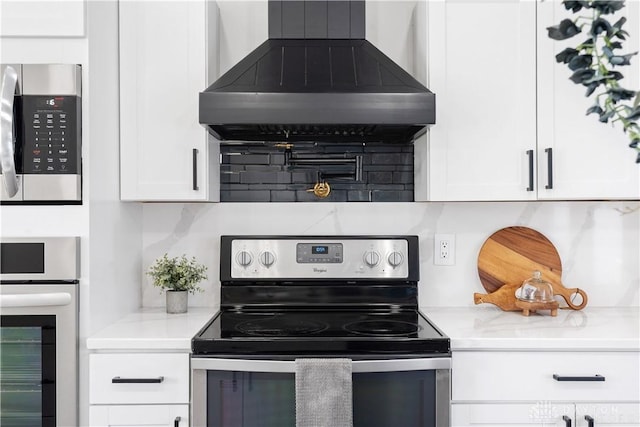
[{"x1": 192, "y1": 310, "x2": 450, "y2": 358}]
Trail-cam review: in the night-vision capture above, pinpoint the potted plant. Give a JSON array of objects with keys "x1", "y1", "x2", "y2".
[{"x1": 146, "y1": 253, "x2": 208, "y2": 314}]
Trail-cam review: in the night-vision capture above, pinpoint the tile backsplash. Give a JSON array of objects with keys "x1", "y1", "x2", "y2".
[
  {"x1": 220, "y1": 142, "x2": 414, "y2": 202},
  {"x1": 141, "y1": 201, "x2": 640, "y2": 309}
]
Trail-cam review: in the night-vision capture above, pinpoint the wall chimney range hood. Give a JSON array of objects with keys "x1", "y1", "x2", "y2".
[{"x1": 199, "y1": 0, "x2": 435, "y2": 143}]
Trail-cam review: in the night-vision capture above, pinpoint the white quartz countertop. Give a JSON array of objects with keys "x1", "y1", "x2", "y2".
[
  {"x1": 86, "y1": 307, "x2": 216, "y2": 351},
  {"x1": 423, "y1": 306, "x2": 640, "y2": 351},
  {"x1": 86, "y1": 306, "x2": 640, "y2": 352}
]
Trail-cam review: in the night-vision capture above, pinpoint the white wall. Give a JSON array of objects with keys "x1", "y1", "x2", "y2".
[
  {"x1": 87, "y1": 1, "x2": 143, "y2": 333},
  {"x1": 141, "y1": 201, "x2": 640, "y2": 309}
]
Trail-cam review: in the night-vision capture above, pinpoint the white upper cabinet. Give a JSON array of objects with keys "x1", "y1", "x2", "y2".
[
  {"x1": 537, "y1": 1, "x2": 640, "y2": 200},
  {"x1": 428, "y1": 0, "x2": 640, "y2": 201},
  {"x1": 427, "y1": 0, "x2": 537, "y2": 201},
  {"x1": 0, "y1": 1, "x2": 85, "y2": 37},
  {"x1": 119, "y1": 0, "x2": 219, "y2": 201}
]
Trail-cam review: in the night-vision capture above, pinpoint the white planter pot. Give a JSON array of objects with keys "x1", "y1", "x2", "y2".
[{"x1": 166, "y1": 290, "x2": 188, "y2": 314}]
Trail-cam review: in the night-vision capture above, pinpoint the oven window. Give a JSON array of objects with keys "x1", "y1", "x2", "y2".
[
  {"x1": 206, "y1": 370, "x2": 437, "y2": 427},
  {"x1": 0, "y1": 315, "x2": 56, "y2": 427}
]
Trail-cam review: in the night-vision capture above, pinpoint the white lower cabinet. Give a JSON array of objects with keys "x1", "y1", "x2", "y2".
[
  {"x1": 451, "y1": 351, "x2": 640, "y2": 426},
  {"x1": 89, "y1": 353, "x2": 190, "y2": 427},
  {"x1": 452, "y1": 403, "x2": 640, "y2": 426}
]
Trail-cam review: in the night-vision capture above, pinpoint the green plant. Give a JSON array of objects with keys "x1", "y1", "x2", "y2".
[
  {"x1": 146, "y1": 254, "x2": 207, "y2": 294},
  {"x1": 547, "y1": 0, "x2": 640, "y2": 163}
]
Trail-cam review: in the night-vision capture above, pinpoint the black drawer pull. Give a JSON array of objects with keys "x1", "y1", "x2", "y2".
[
  {"x1": 111, "y1": 376, "x2": 164, "y2": 384},
  {"x1": 585, "y1": 415, "x2": 594, "y2": 427},
  {"x1": 563, "y1": 415, "x2": 572, "y2": 427},
  {"x1": 175, "y1": 416, "x2": 181, "y2": 427},
  {"x1": 553, "y1": 374, "x2": 605, "y2": 382}
]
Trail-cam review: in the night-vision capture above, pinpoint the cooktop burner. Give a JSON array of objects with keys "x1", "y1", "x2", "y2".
[
  {"x1": 235, "y1": 315, "x2": 329, "y2": 336},
  {"x1": 344, "y1": 319, "x2": 420, "y2": 336}
]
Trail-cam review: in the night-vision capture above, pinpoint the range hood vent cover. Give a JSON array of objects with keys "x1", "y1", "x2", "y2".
[{"x1": 199, "y1": 2, "x2": 435, "y2": 143}]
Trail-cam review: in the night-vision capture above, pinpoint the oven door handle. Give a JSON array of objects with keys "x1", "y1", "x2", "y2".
[
  {"x1": 191, "y1": 357, "x2": 451, "y2": 373},
  {"x1": 0, "y1": 65, "x2": 19, "y2": 198},
  {"x1": 0, "y1": 292, "x2": 72, "y2": 308}
]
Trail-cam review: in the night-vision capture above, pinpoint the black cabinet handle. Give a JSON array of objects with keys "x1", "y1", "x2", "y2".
[
  {"x1": 545, "y1": 147, "x2": 553, "y2": 189},
  {"x1": 174, "y1": 416, "x2": 181, "y2": 427},
  {"x1": 192, "y1": 148, "x2": 199, "y2": 191},
  {"x1": 585, "y1": 415, "x2": 594, "y2": 427},
  {"x1": 111, "y1": 376, "x2": 164, "y2": 384},
  {"x1": 553, "y1": 374, "x2": 605, "y2": 382},
  {"x1": 563, "y1": 415, "x2": 572, "y2": 427},
  {"x1": 526, "y1": 149, "x2": 534, "y2": 191}
]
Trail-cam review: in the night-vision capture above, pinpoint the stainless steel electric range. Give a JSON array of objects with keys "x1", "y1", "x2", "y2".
[{"x1": 192, "y1": 235, "x2": 451, "y2": 427}]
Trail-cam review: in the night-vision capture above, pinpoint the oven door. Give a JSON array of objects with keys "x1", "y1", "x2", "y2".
[
  {"x1": 0, "y1": 284, "x2": 78, "y2": 427},
  {"x1": 192, "y1": 357, "x2": 450, "y2": 427}
]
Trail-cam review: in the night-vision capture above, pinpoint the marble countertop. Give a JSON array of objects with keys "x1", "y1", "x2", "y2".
[
  {"x1": 86, "y1": 306, "x2": 640, "y2": 352},
  {"x1": 423, "y1": 306, "x2": 640, "y2": 351},
  {"x1": 86, "y1": 307, "x2": 216, "y2": 351}
]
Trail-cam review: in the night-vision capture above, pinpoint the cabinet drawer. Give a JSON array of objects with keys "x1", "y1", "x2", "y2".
[
  {"x1": 90, "y1": 404, "x2": 189, "y2": 426},
  {"x1": 452, "y1": 351, "x2": 640, "y2": 402},
  {"x1": 90, "y1": 353, "x2": 189, "y2": 404}
]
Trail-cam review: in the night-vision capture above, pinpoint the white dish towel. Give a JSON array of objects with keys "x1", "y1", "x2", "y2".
[{"x1": 295, "y1": 358, "x2": 353, "y2": 427}]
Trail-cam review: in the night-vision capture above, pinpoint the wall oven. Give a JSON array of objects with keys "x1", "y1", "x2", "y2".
[
  {"x1": 0, "y1": 237, "x2": 80, "y2": 427},
  {"x1": 192, "y1": 236, "x2": 451, "y2": 427},
  {"x1": 0, "y1": 64, "x2": 82, "y2": 204}
]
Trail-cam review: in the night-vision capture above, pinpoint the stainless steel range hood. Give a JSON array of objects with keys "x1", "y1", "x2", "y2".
[{"x1": 199, "y1": 1, "x2": 435, "y2": 143}]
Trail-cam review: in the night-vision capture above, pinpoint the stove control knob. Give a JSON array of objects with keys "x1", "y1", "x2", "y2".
[
  {"x1": 236, "y1": 251, "x2": 253, "y2": 267},
  {"x1": 387, "y1": 251, "x2": 404, "y2": 268},
  {"x1": 363, "y1": 251, "x2": 380, "y2": 267},
  {"x1": 260, "y1": 251, "x2": 276, "y2": 267}
]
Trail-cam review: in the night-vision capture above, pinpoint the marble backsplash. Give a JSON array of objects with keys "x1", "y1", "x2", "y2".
[{"x1": 141, "y1": 201, "x2": 640, "y2": 308}]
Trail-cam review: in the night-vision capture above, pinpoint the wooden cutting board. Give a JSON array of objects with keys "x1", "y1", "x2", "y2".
[{"x1": 475, "y1": 226, "x2": 588, "y2": 311}]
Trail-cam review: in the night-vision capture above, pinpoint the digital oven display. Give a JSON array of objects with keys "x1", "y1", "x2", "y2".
[
  {"x1": 312, "y1": 246, "x2": 329, "y2": 255},
  {"x1": 296, "y1": 243, "x2": 343, "y2": 264}
]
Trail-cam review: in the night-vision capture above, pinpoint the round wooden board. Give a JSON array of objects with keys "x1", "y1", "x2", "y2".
[
  {"x1": 476, "y1": 226, "x2": 587, "y2": 310},
  {"x1": 477, "y1": 226, "x2": 562, "y2": 293}
]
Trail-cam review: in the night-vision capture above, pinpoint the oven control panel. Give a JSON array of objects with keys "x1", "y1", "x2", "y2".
[
  {"x1": 229, "y1": 238, "x2": 411, "y2": 279},
  {"x1": 296, "y1": 243, "x2": 343, "y2": 264}
]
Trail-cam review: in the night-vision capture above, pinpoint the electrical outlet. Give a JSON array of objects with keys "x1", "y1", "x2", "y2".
[{"x1": 434, "y1": 234, "x2": 455, "y2": 266}]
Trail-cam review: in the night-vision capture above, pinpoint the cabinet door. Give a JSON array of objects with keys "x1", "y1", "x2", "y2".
[
  {"x1": 537, "y1": 1, "x2": 640, "y2": 200},
  {"x1": 576, "y1": 403, "x2": 640, "y2": 426},
  {"x1": 452, "y1": 403, "x2": 573, "y2": 426},
  {"x1": 89, "y1": 404, "x2": 189, "y2": 427},
  {"x1": 119, "y1": 1, "x2": 214, "y2": 201},
  {"x1": 0, "y1": 0, "x2": 85, "y2": 37},
  {"x1": 453, "y1": 403, "x2": 640, "y2": 426},
  {"x1": 427, "y1": 0, "x2": 537, "y2": 201}
]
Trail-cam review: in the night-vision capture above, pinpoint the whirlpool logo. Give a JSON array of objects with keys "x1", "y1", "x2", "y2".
[{"x1": 313, "y1": 268, "x2": 327, "y2": 273}]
